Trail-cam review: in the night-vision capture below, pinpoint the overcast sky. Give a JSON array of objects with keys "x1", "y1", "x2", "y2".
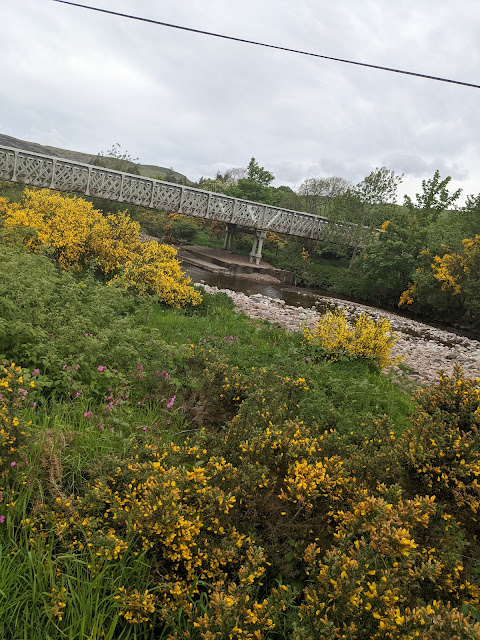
[{"x1": 2, "y1": 0, "x2": 479, "y2": 203}]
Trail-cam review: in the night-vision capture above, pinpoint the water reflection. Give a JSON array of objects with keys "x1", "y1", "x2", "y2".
[{"x1": 184, "y1": 265, "x2": 327, "y2": 308}]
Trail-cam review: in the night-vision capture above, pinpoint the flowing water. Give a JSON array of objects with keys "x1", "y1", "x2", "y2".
[{"x1": 184, "y1": 264, "x2": 480, "y2": 342}]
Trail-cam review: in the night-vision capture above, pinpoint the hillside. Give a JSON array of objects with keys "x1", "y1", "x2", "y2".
[{"x1": 0, "y1": 133, "x2": 190, "y2": 183}]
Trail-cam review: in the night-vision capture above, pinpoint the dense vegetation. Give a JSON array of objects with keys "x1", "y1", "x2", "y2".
[
  {"x1": 135, "y1": 158, "x2": 480, "y2": 333},
  {"x1": 1, "y1": 190, "x2": 480, "y2": 638}
]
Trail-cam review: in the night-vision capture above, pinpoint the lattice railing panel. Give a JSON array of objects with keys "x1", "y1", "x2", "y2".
[
  {"x1": 263, "y1": 207, "x2": 295, "y2": 233},
  {"x1": 310, "y1": 217, "x2": 329, "y2": 240},
  {"x1": 235, "y1": 201, "x2": 264, "y2": 227},
  {"x1": 53, "y1": 161, "x2": 89, "y2": 192},
  {"x1": 88, "y1": 169, "x2": 122, "y2": 200},
  {"x1": 291, "y1": 213, "x2": 319, "y2": 238},
  {"x1": 207, "y1": 194, "x2": 235, "y2": 222},
  {"x1": 15, "y1": 154, "x2": 54, "y2": 186},
  {"x1": 0, "y1": 144, "x2": 364, "y2": 242},
  {"x1": 151, "y1": 183, "x2": 182, "y2": 211},
  {"x1": 181, "y1": 189, "x2": 209, "y2": 217},
  {"x1": 0, "y1": 148, "x2": 15, "y2": 180},
  {"x1": 121, "y1": 176, "x2": 153, "y2": 206}
]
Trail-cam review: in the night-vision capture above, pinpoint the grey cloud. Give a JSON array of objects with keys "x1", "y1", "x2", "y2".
[{"x1": 1, "y1": 0, "x2": 479, "y2": 201}]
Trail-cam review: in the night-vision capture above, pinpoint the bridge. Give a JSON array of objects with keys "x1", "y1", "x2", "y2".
[{"x1": 0, "y1": 144, "x2": 335, "y2": 264}]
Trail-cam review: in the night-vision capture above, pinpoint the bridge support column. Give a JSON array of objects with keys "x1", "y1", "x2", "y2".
[
  {"x1": 249, "y1": 229, "x2": 267, "y2": 265},
  {"x1": 224, "y1": 223, "x2": 237, "y2": 251}
]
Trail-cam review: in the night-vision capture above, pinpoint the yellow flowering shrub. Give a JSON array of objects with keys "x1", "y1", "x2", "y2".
[
  {"x1": 8, "y1": 344, "x2": 480, "y2": 637},
  {"x1": 0, "y1": 362, "x2": 30, "y2": 477},
  {"x1": 297, "y1": 490, "x2": 480, "y2": 639},
  {"x1": 0, "y1": 189, "x2": 201, "y2": 307},
  {"x1": 304, "y1": 310, "x2": 399, "y2": 368},
  {"x1": 48, "y1": 587, "x2": 67, "y2": 623},
  {"x1": 108, "y1": 241, "x2": 201, "y2": 308},
  {"x1": 1, "y1": 188, "x2": 125, "y2": 271},
  {"x1": 401, "y1": 366, "x2": 480, "y2": 530},
  {"x1": 430, "y1": 236, "x2": 480, "y2": 297},
  {"x1": 188, "y1": 565, "x2": 294, "y2": 640},
  {"x1": 398, "y1": 281, "x2": 416, "y2": 306},
  {"x1": 115, "y1": 587, "x2": 157, "y2": 625},
  {"x1": 279, "y1": 456, "x2": 351, "y2": 514},
  {"x1": 399, "y1": 237, "x2": 480, "y2": 323},
  {"x1": 26, "y1": 442, "x2": 270, "y2": 627}
]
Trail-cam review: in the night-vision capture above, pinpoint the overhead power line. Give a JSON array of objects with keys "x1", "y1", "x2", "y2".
[{"x1": 52, "y1": 0, "x2": 480, "y2": 90}]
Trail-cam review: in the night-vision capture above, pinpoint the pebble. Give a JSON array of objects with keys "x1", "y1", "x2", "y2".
[{"x1": 196, "y1": 283, "x2": 480, "y2": 387}]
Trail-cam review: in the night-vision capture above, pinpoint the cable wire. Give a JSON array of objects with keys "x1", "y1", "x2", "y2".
[{"x1": 51, "y1": 0, "x2": 480, "y2": 90}]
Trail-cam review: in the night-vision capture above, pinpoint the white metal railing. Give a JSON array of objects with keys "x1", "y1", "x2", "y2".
[{"x1": 0, "y1": 144, "x2": 335, "y2": 241}]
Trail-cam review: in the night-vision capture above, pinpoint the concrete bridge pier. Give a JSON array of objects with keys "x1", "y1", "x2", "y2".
[
  {"x1": 223, "y1": 223, "x2": 237, "y2": 250},
  {"x1": 249, "y1": 229, "x2": 267, "y2": 265}
]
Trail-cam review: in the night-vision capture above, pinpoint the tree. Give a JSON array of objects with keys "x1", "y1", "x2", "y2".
[
  {"x1": 326, "y1": 167, "x2": 403, "y2": 266},
  {"x1": 246, "y1": 158, "x2": 274, "y2": 187},
  {"x1": 92, "y1": 143, "x2": 140, "y2": 175},
  {"x1": 358, "y1": 170, "x2": 462, "y2": 308},
  {"x1": 223, "y1": 167, "x2": 247, "y2": 184},
  {"x1": 404, "y1": 170, "x2": 461, "y2": 226},
  {"x1": 298, "y1": 177, "x2": 350, "y2": 215},
  {"x1": 229, "y1": 158, "x2": 276, "y2": 205},
  {"x1": 457, "y1": 193, "x2": 480, "y2": 240},
  {"x1": 270, "y1": 185, "x2": 300, "y2": 210}
]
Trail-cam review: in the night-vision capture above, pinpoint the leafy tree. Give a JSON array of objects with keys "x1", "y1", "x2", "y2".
[
  {"x1": 326, "y1": 167, "x2": 403, "y2": 267},
  {"x1": 459, "y1": 193, "x2": 480, "y2": 239},
  {"x1": 225, "y1": 158, "x2": 277, "y2": 205},
  {"x1": 246, "y1": 157, "x2": 274, "y2": 187},
  {"x1": 357, "y1": 170, "x2": 462, "y2": 307},
  {"x1": 397, "y1": 192, "x2": 480, "y2": 325},
  {"x1": 269, "y1": 185, "x2": 300, "y2": 210},
  {"x1": 404, "y1": 170, "x2": 461, "y2": 226},
  {"x1": 298, "y1": 177, "x2": 350, "y2": 215}
]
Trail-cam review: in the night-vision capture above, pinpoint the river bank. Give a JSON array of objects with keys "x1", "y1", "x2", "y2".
[{"x1": 197, "y1": 282, "x2": 480, "y2": 387}]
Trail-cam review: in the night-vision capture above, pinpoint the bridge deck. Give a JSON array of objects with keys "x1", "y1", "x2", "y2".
[{"x1": 0, "y1": 144, "x2": 330, "y2": 242}]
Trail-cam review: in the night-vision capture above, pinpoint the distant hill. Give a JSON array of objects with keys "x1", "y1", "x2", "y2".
[{"x1": 0, "y1": 133, "x2": 191, "y2": 184}]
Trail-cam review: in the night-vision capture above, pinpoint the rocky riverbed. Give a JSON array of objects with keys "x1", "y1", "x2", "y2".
[{"x1": 197, "y1": 283, "x2": 480, "y2": 387}]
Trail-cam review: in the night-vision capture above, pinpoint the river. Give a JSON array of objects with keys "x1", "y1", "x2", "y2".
[{"x1": 184, "y1": 264, "x2": 480, "y2": 387}]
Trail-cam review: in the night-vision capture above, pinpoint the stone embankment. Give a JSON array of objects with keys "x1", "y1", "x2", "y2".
[{"x1": 197, "y1": 283, "x2": 480, "y2": 387}]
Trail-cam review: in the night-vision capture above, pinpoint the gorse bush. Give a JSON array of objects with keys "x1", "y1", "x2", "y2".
[
  {"x1": 399, "y1": 236, "x2": 480, "y2": 324},
  {"x1": 0, "y1": 188, "x2": 201, "y2": 307},
  {"x1": 304, "y1": 309, "x2": 399, "y2": 368},
  {"x1": 3, "y1": 358, "x2": 480, "y2": 638}
]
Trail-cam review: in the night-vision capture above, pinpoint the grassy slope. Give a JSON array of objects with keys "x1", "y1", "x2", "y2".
[{"x1": 0, "y1": 133, "x2": 189, "y2": 183}]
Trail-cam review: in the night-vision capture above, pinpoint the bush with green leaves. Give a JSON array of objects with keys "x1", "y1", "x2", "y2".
[{"x1": 0, "y1": 245, "x2": 166, "y2": 397}]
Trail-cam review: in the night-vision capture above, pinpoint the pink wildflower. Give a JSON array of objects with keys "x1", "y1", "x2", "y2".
[
  {"x1": 83, "y1": 411, "x2": 92, "y2": 418},
  {"x1": 98, "y1": 365, "x2": 106, "y2": 372},
  {"x1": 0, "y1": 515, "x2": 5, "y2": 524},
  {"x1": 166, "y1": 395, "x2": 176, "y2": 409}
]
